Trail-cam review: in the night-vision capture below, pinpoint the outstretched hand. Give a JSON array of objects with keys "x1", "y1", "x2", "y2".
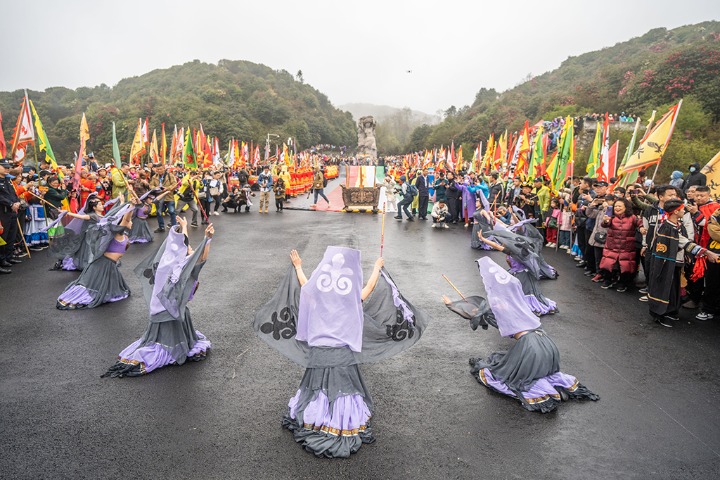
[
  {"x1": 290, "y1": 249, "x2": 302, "y2": 268},
  {"x1": 177, "y1": 216, "x2": 187, "y2": 228},
  {"x1": 442, "y1": 294, "x2": 452, "y2": 305},
  {"x1": 205, "y1": 223, "x2": 214, "y2": 239}
]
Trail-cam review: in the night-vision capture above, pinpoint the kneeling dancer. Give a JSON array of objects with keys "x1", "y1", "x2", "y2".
[
  {"x1": 443, "y1": 256, "x2": 598, "y2": 413},
  {"x1": 254, "y1": 246, "x2": 427, "y2": 458},
  {"x1": 56, "y1": 204, "x2": 134, "y2": 309},
  {"x1": 103, "y1": 216, "x2": 214, "y2": 377}
]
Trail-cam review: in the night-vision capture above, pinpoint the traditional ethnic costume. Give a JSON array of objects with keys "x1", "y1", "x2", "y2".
[
  {"x1": 24, "y1": 204, "x2": 50, "y2": 248},
  {"x1": 128, "y1": 190, "x2": 159, "y2": 244},
  {"x1": 646, "y1": 201, "x2": 703, "y2": 325},
  {"x1": 445, "y1": 257, "x2": 599, "y2": 413},
  {"x1": 254, "y1": 246, "x2": 428, "y2": 458},
  {"x1": 486, "y1": 222, "x2": 558, "y2": 315},
  {"x1": 49, "y1": 195, "x2": 121, "y2": 271},
  {"x1": 56, "y1": 203, "x2": 133, "y2": 310},
  {"x1": 103, "y1": 225, "x2": 211, "y2": 377}
]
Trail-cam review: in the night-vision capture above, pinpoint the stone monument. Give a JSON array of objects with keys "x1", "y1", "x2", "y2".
[{"x1": 357, "y1": 116, "x2": 378, "y2": 162}]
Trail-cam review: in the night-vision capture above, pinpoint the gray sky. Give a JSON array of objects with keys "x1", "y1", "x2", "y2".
[{"x1": 5, "y1": 0, "x2": 720, "y2": 114}]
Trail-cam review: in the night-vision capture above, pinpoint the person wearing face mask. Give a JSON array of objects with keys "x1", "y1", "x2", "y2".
[{"x1": 682, "y1": 162, "x2": 706, "y2": 192}]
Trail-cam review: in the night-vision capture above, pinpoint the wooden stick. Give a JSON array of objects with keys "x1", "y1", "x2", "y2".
[
  {"x1": 16, "y1": 218, "x2": 32, "y2": 259},
  {"x1": 441, "y1": 274, "x2": 466, "y2": 300},
  {"x1": 22, "y1": 189, "x2": 61, "y2": 211},
  {"x1": 380, "y1": 202, "x2": 386, "y2": 257}
]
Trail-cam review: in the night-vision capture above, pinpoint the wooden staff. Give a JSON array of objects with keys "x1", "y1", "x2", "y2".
[
  {"x1": 441, "y1": 274, "x2": 466, "y2": 300},
  {"x1": 22, "y1": 189, "x2": 61, "y2": 211},
  {"x1": 380, "y1": 202, "x2": 386, "y2": 257},
  {"x1": 16, "y1": 218, "x2": 32, "y2": 259}
]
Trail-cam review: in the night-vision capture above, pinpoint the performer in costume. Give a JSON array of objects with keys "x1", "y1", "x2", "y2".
[
  {"x1": 103, "y1": 216, "x2": 214, "y2": 377},
  {"x1": 128, "y1": 188, "x2": 163, "y2": 244},
  {"x1": 56, "y1": 203, "x2": 134, "y2": 310},
  {"x1": 475, "y1": 226, "x2": 558, "y2": 316},
  {"x1": 49, "y1": 194, "x2": 123, "y2": 271},
  {"x1": 646, "y1": 199, "x2": 718, "y2": 327},
  {"x1": 443, "y1": 257, "x2": 599, "y2": 413},
  {"x1": 253, "y1": 246, "x2": 428, "y2": 458}
]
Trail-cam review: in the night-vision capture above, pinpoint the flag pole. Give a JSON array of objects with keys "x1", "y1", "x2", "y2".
[
  {"x1": 380, "y1": 202, "x2": 386, "y2": 257},
  {"x1": 16, "y1": 218, "x2": 32, "y2": 259},
  {"x1": 441, "y1": 274, "x2": 466, "y2": 301}
]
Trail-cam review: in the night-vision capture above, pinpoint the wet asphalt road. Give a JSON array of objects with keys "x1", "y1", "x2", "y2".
[{"x1": 1, "y1": 199, "x2": 720, "y2": 479}]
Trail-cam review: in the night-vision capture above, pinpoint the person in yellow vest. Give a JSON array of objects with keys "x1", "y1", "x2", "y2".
[
  {"x1": 280, "y1": 166, "x2": 292, "y2": 201},
  {"x1": 111, "y1": 164, "x2": 131, "y2": 199},
  {"x1": 177, "y1": 171, "x2": 202, "y2": 227}
]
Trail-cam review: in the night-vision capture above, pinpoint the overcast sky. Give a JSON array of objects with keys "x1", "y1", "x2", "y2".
[{"x1": 4, "y1": 0, "x2": 719, "y2": 114}]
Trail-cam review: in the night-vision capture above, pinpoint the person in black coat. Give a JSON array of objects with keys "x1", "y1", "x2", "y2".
[
  {"x1": 0, "y1": 160, "x2": 22, "y2": 273},
  {"x1": 445, "y1": 171, "x2": 461, "y2": 224},
  {"x1": 488, "y1": 171, "x2": 504, "y2": 210},
  {"x1": 682, "y1": 162, "x2": 707, "y2": 192},
  {"x1": 415, "y1": 168, "x2": 430, "y2": 220}
]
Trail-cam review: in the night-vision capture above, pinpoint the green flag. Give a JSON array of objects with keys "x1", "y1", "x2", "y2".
[
  {"x1": 529, "y1": 124, "x2": 544, "y2": 178},
  {"x1": 29, "y1": 100, "x2": 61, "y2": 176},
  {"x1": 183, "y1": 127, "x2": 197, "y2": 169},
  {"x1": 112, "y1": 122, "x2": 122, "y2": 168},
  {"x1": 552, "y1": 117, "x2": 574, "y2": 192}
]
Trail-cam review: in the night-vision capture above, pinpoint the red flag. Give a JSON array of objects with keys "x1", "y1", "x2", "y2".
[
  {"x1": 0, "y1": 112, "x2": 6, "y2": 158},
  {"x1": 142, "y1": 117, "x2": 149, "y2": 144},
  {"x1": 11, "y1": 92, "x2": 35, "y2": 161},
  {"x1": 607, "y1": 140, "x2": 619, "y2": 180}
]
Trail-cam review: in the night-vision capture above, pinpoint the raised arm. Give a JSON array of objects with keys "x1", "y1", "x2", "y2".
[
  {"x1": 361, "y1": 257, "x2": 384, "y2": 301},
  {"x1": 477, "y1": 229, "x2": 504, "y2": 252},
  {"x1": 66, "y1": 212, "x2": 91, "y2": 220},
  {"x1": 199, "y1": 223, "x2": 214, "y2": 263},
  {"x1": 290, "y1": 249, "x2": 308, "y2": 286}
]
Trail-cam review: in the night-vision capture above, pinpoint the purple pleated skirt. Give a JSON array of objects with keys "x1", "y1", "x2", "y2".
[
  {"x1": 57, "y1": 256, "x2": 130, "y2": 309},
  {"x1": 282, "y1": 348, "x2": 375, "y2": 458},
  {"x1": 111, "y1": 331, "x2": 211, "y2": 376}
]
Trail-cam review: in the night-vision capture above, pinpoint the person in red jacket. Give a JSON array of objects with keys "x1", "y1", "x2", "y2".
[{"x1": 599, "y1": 198, "x2": 643, "y2": 292}]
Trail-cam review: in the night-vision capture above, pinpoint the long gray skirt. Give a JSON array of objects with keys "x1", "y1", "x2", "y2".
[
  {"x1": 57, "y1": 256, "x2": 130, "y2": 309},
  {"x1": 128, "y1": 218, "x2": 153, "y2": 244},
  {"x1": 514, "y1": 270, "x2": 558, "y2": 315},
  {"x1": 470, "y1": 330, "x2": 599, "y2": 413},
  {"x1": 103, "y1": 308, "x2": 211, "y2": 377},
  {"x1": 282, "y1": 347, "x2": 375, "y2": 458}
]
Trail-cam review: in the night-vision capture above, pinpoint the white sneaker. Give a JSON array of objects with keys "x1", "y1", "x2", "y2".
[
  {"x1": 431, "y1": 224, "x2": 436, "y2": 228},
  {"x1": 443, "y1": 224, "x2": 449, "y2": 229},
  {"x1": 213, "y1": 211, "x2": 219, "y2": 216},
  {"x1": 696, "y1": 311, "x2": 714, "y2": 321}
]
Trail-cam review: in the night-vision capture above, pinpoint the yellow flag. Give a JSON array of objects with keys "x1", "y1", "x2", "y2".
[
  {"x1": 701, "y1": 149, "x2": 720, "y2": 201},
  {"x1": 150, "y1": 129, "x2": 159, "y2": 164},
  {"x1": 80, "y1": 113, "x2": 89, "y2": 145},
  {"x1": 129, "y1": 118, "x2": 144, "y2": 165},
  {"x1": 623, "y1": 101, "x2": 682, "y2": 173}
]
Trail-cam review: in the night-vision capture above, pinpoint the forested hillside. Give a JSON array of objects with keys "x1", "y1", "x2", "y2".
[
  {"x1": 408, "y1": 21, "x2": 720, "y2": 178},
  {"x1": 0, "y1": 59, "x2": 356, "y2": 164}
]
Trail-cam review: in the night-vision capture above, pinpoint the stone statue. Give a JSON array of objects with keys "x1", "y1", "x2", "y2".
[{"x1": 357, "y1": 116, "x2": 378, "y2": 162}]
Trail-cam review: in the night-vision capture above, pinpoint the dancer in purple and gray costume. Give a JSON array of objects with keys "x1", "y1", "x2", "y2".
[
  {"x1": 443, "y1": 257, "x2": 598, "y2": 413},
  {"x1": 103, "y1": 216, "x2": 213, "y2": 377},
  {"x1": 254, "y1": 246, "x2": 428, "y2": 458},
  {"x1": 56, "y1": 204, "x2": 134, "y2": 310}
]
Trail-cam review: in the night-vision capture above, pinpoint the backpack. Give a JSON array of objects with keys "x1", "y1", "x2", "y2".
[{"x1": 406, "y1": 183, "x2": 418, "y2": 197}]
